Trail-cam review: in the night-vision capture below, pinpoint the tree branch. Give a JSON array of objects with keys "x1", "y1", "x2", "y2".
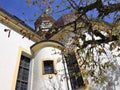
[
  {"x1": 77, "y1": 0, "x2": 120, "y2": 18},
  {"x1": 82, "y1": 35, "x2": 119, "y2": 48},
  {"x1": 92, "y1": 30, "x2": 106, "y2": 39},
  {"x1": 97, "y1": 3, "x2": 120, "y2": 18}
]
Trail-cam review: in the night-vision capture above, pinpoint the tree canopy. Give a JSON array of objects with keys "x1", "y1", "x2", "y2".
[{"x1": 26, "y1": 0, "x2": 120, "y2": 87}]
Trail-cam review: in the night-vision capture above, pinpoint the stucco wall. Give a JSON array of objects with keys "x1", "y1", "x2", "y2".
[
  {"x1": 31, "y1": 46, "x2": 72, "y2": 90},
  {"x1": 0, "y1": 23, "x2": 35, "y2": 90}
]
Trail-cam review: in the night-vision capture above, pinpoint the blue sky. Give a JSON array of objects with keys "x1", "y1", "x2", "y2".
[
  {"x1": 0, "y1": 0, "x2": 70, "y2": 29},
  {"x1": 0, "y1": 0, "x2": 62, "y2": 29},
  {"x1": 0, "y1": 0, "x2": 39, "y2": 29},
  {"x1": 0, "y1": 0, "x2": 118, "y2": 29}
]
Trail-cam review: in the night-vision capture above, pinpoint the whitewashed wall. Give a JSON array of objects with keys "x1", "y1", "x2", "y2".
[
  {"x1": 0, "y1": 23, "x2": 35, "y2": 90},
  {"x1": 85, "y1": 34, "x2": 120, "y2": 90},
  {"x1": 31, "y1": 46, "x2": 72, "y2": 90}
]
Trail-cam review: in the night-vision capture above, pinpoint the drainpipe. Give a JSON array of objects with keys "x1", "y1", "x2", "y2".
[{"x1": 62, "y1": 55, "x2": 70, "y2": 90}]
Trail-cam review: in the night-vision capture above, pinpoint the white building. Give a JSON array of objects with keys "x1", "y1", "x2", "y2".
[
  {"x1": 0, "y1": 9, "x2": 120, "y2": 90},
  {"x1": 0, "y1": 9, "x2": 86, "y2": 90}
]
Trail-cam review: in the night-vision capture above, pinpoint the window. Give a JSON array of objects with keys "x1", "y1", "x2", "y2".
[
  {"x1": 15, "y1": 55, "x2": 30, "y2": 90},
  {"x1": 66, "y1": 54, "x2": 84, "y2": 89},
  {"x1": 43, "y1": 60, "x2": 54, "y2": 74},
  {"x1": 41, "y1": 20, "x2": 52, "y2": 29}
]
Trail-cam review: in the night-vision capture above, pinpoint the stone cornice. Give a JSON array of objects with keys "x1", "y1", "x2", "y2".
[{"x1": 0, "y1": 9, "x2": 42, "y2": 42}]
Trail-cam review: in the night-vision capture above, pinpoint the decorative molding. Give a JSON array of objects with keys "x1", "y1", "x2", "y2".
[{"x1": 0, "y1": 9, "x2": 42, "y2": 42}]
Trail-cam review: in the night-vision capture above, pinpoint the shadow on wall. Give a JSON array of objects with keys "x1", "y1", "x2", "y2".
[{"x1": 90, "y1": 62, "x2": 120, "y2": 90}]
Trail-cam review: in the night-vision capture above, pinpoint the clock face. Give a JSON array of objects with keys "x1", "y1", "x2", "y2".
[{"x1": 41, "y1": 20, "x2": 52, "y2": 29}]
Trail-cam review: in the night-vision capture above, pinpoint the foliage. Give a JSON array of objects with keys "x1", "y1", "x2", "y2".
[{"x1": 26, "y1": 0, "x2": 120, "y2": 86}]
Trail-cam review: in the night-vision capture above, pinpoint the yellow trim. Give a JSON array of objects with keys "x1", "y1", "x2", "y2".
[
  {"x1": 40, "y1": 58, "x2": 57, "y2": 77},
  {"x1": 31, "y1": 41, "x2": 64, "y2": 55},
  {"x1": 11, "y1": 47, "x2": 32, "y2": 90},
  {"x1": 0, "y1": 10, "x2": 41, "y2": 42},
  {"x1": 30, "y1": 58, "x2": 34, "y2": 90}
]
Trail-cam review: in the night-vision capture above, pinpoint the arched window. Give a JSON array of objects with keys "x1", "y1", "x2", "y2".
[{"x1": 66, "y1": 54, "x2": 85, "y2": 89}]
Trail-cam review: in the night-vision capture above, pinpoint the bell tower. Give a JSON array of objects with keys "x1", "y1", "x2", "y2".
[{"x1": 34, "y1": 14, "x2": 55, "y2": 39}]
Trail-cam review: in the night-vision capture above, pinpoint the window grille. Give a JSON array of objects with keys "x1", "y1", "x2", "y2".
[{"x1": 15, "y1": 55, "x2": 30, "y2": 90}]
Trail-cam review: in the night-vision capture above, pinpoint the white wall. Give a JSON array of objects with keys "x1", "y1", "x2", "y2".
[
  {"x1": 0, "y1": 23, "x2": 35, "y2": 90},
  {"x1": 84, "y1": 35, "x2": 120, "y2": 90},
  {"x1": 31, "y1": 46, "x2": 72, "y2": 90}
]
